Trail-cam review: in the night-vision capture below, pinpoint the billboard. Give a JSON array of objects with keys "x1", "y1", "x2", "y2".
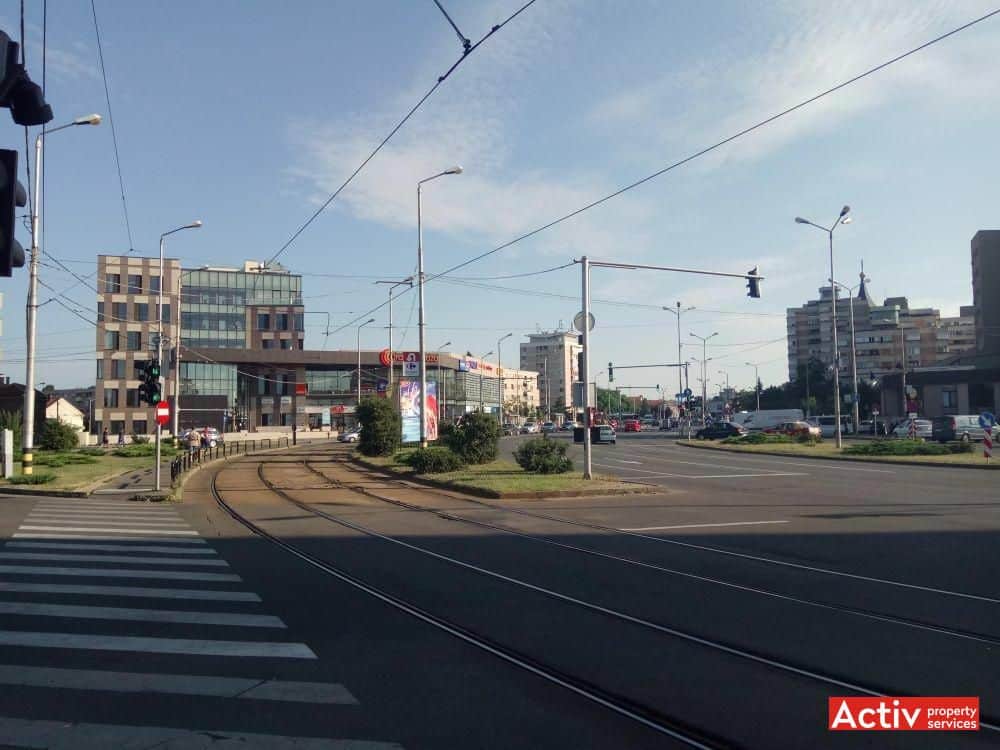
[{"x1": 400, "y1": 379, "x2": 438, "y2": 443}]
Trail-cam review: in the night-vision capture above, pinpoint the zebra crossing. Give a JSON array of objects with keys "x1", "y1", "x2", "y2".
[{"x1": 0, "y1": 497, "x2": 403, "y2": 749}]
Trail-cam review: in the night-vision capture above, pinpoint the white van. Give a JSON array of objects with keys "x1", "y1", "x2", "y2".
[
  {"x1": 807, "y1": 415, "x2": 855, "y2": 437},
  {"x1": 741, "y1": 409, "x2": 805, "y2": 431}
]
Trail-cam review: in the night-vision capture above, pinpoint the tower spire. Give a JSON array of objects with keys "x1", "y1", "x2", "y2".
[{"x1": 857, "y1": 259, "x2": 869, "y2": 302}]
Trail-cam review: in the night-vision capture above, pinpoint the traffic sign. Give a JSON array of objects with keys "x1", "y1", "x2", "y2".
[
  {"x1": 573, "y1": 311, "x2": 596, "y2": 332},
  {"x1": 683, "y1": 388, "x2": 692, "y2": 398},
  {"x1": 979, "y1": 412, "x2": 996, "y2": 429},
  {"x1": 155, "y1": 401, "x2": 170, "y2": 426}
]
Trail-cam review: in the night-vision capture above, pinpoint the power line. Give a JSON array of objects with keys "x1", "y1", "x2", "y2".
[
  {"x1": 90, "y1": 0, "x2": 135, "y2": 252},
  {"x1": 265, "y1": 0, "x2": 540, "y2": 267}
]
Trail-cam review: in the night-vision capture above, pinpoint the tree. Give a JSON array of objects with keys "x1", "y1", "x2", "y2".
[
  {"x1": 357, "y1": 397, "x2": 401, "y2": 456},
  {"x1": 39, "y1": 419, "x2": 79, "y2": 451},
  {"x1": 444, "y1": 411, "x2": 499, "y2": 464}
]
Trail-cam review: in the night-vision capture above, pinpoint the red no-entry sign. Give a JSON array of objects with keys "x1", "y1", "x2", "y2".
[{"x1": 155, "y1": 401, "x2": 170, "y2": 426}]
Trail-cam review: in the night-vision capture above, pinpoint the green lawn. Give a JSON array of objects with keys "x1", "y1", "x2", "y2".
[
  {"x1": 359, "y1": 454, "x2": 648, "y2": 496},
  {"x1": 679, "y1": 440, "x2": 999, "y2": 467},
  {"x1": 0, "y1": 453, "x2": 161, "y2": 491}
]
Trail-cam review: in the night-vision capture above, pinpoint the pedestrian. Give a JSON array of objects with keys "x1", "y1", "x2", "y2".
[
  {"x1": 187, "y1": 429, "x2": 201, "y2": 454},
  {"x1": 200, "y1": 430, "x2": 209, "y2": 450},
  {"x1": 117, "y1": 428, "x2": 125, "y2": 447},
  {"x1": 101, "y1": 428, "x2": 109, "y2": 447}
]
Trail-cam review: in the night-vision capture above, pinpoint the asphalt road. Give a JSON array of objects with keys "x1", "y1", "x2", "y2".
[{"x1": 0, "y1": 438, "x2": 995, "y2": 748}]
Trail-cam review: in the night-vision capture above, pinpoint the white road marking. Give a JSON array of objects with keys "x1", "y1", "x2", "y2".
[
  {"x1": 0, "y1": 665, "x2": 357, "y2": 703},
  {"x1": 0, "y1": 565, "x2": 240, "y2": 582},
  {"x1": 29, "y1": 509, "x2": 182, "y2": 519},
  {"x1": 5, "y1": 541, "x2": 216, "y2": 555},
  {"x1": 33, "y1": 502, "x2": 174, "y2": 510},
  {"x1": 0, "y1": 630, "x2": 316, "y2": 658},
  {"x1": 0, "y1": 716, "x2": 401, "y2": 749},
  {"x1": 0, "y1": 582, "x2": 260, "y2": 601},
  {"x1": 18, "y1": 526, "x2": 198, "y2": 536},
  {"x1": 0, "y1": 601, "x2": 284, "y2": 628},
  {"x1": 621, "y1": 520, "x2": 790, "y2": 531},
  {"x1": 591, "y1": 461, "x2": 806, "y2": 479},
  {"x1": 653, "y1": 445, "x2": 897, "y2": 474},
  {"x1": 25, "y1": 516, "x2": 189, "y2": 527},
  {"x1": 13, "y1": 533, "x2": 205, "y2": 544},
  {"x1": 0, "y1": 552, "x2": 228, "y2": 567}
]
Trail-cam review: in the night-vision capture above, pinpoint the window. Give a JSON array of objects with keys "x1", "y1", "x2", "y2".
[
  {"x1": 294, "y1": 313, "x2": 304, "y2": 331},
  {"x1": 96, "y1": 360, "x2": 104, "y2": 379},
  {"x1": 281, "y1": 413, "x2": 292, "y2": 426},
  {"x1": 104, "y1": 331, "x2": 120, "y2": 351},
  {"x1": 277, "y1": 313, "x2": 289, "y2": 331},
  {"x1": 257, "y1": 313, "x2": 271, "y2": 331},
  {"x1": 112, "y1": 302, "x2": 128, "y2": 322},
  {"x1": 110, "y1": 420, "x2": 124, "y2": 435},
  {"x1": 111, "y1": 360, "x2": 126, "y2": 379},
  {"x1": 132, "y1": 419, "x2": 147, "y2": 435},
  {"x1": 161, "y1": 304, "x2": 171, "y2": 324},
  {"x1": 260, "y1": 412, "x2": 271, "y2": 427},
  {"x1": 134, "y1": 303, "x2": 149, "y2": 322},
  {"x1": 297, "y1": 338, "x2": 304, "y2": 350},
  {"x1": 104, "y1": 273, "x2": 121, "y2": 293},
  {"x1": 126, "y1": 389, "x2": 140, "y2": 407},
  {"x1": 942, "y1": 390, "x2": 958, "y2": 408},
  {"x1": 126, "y1": 332, "x2": 142, "y2": 351},
  {"x1": 127, "y1": 274, "x2": 143, "y2": 294},
  {"x1": 149, "y1": 276, "x2": 161, "y2": 294},
  {"x1": 103, "y1": 389, "x2": 119, "y2": 407},
  {"x1": 262, "y1": 339, "x2": 274, "y2": 350},
  {"x1": 133, "y1": 360, "x2": 148, "y2": 379},
  {"x1": 97, "y1": 302, "x2": 105, "y2": 323},
  {"x1": 280, "y1": 338, "x2": 292, "y2": 350}
]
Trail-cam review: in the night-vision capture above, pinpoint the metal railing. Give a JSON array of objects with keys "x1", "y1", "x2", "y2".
[{"x1": 169, "y1": 437, "x2": 291, "y2": 484}]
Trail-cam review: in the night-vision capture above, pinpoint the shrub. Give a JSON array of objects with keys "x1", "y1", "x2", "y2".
[
  {"x1": 444, "y1": 411, "x2": 500, "y2": 465},
  {"x1": 113, "y1": 443, "x2": 177, "y2": 458},
  {"x1": 843, "y1": 439, "x2": 950, "y2": 457},
  {"x1": 78, "y1": 447, "x2": 105, "y2": 456},
  {"x1": 34, "y1": 452, "x2": 97, "y2": 467},
  {"x1": 514, "y1": 437, "x2": 573, "y2": 474},
  {"x1": 409, "y1": 447, "x2": 465, "y2": 473},
  {"x1": 795, "y1": 433, "x2": 823, "y2": 445},
  {"x1": 131, "y1": 433, "x2": 151, "y2": 445},
  {"x1": 8, "y1": 472, "x2": 56, "y2": 485},
  {"x1": 357, "y1": 397, "x2": 401, "y2": 456},
  {"x1": 947, "y1": 440, "x2": 975, "y2": 454},
  {"x1": 39, "y1": 420, "x2": 80, "y2": 451},
  {"x1": 722, "y1": 432, "x2": 792, "y2": 445},
  {"x1": 0, "y1": 410, "x2": 22, "y2": 451}
]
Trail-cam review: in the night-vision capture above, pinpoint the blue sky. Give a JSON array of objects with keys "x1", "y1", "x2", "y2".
[{"x1": 1, "y1": 0, "x2": 998, "y2": 396}]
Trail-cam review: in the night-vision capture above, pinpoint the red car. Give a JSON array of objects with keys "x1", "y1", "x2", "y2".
[{"x1": 623, "y1": 419, "x2": 642, "y2": 432}]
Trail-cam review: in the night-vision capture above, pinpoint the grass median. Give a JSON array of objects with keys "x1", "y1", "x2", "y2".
[
  {"x1": 679, "y1": 439, "x2": 999, "y2": 467},
  {"x1": 356, "y1": 452, "x2": 651, "y2": 498},
  {"x1": 0, "y1": 446, "x2": 173, "y2": 492}
]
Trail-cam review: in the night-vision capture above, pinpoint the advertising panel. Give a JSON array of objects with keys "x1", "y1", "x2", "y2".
[{"x1": 400, "y1": 379, "x2": 438, "y2": 443}]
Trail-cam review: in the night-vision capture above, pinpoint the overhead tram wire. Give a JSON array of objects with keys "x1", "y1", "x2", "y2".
[
  {"x1": 328, "y1": 8, "x2": 1000, "y2": 337},
  {"x1": 264, "y1": 0, "x2": 540, "y2": 268}
]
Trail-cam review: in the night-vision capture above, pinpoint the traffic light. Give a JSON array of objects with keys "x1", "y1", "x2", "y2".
[
  {"x1": 0, "y1": 32, "x2": 52, "y2": 126},
  {"x1": 0, "y1": 149, "x2": 25, "y2": 277},
  {"x1": 746, "y1": 267, "x2": 761, "y2": 298},
  {"x1": 140, "y1": 360, "x2": 162, "y2": 405},
  {"x1": 608, "y1": 362, "x2": 614, "y2": 382}
]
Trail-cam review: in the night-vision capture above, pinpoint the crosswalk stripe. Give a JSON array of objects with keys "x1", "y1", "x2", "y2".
[
  {"x1": 0, "y1": 602, "x2": 285, "y2": 628},
  {"x1": 0, "y1": 665, "x2": 357, "y2": 703},
  {"x1": 25, "y1": 516, "x2": 190, "y2": 527},
  {"x1": 0, "y1": 552, "x2": 228, "y2": 567},
  {"x1": 0, "y1": 565, "x2": 240, "y2": 582},
  {"x1": 0, "y1": 582, "x2": 261, "y2": 601},
  {"x1": 18, "y1": 526, "x2": 198, "y2": 536},
  {"x1": 13, "y1": 533, "x2": 205, "y2": 544},
  {"x1": 33, "y1": 504, "x2": 175, "y2": 511},
  {"x1": 0, "y1": 630, "x2": 316, "y2": 658},
  {"x1": 0, "y1": 716, "x2": 402, "y2": 749},
  {"x1": 5, "y1": 541, "x2": 216, "y2": 555},
  {"x1": 27, "y1": 511, "x2": 183, "y2": 519}
]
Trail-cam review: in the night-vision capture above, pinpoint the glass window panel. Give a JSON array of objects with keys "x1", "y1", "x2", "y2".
[
  {"x1": 134, "y1": 303, "x2": 148, "y2": 322},
  {"x1": 96, "y1": 360, "x2": 104, "y2": 379},
  {"x1": 127, "y1": 274, "x2": 143, "y2": 294},
  {"x1": 103, "y1": 389, "x2": 119, "y2": 407},
  {"x1": 104, "y1": 331, "x2": 120, "y2": 350},
  {"x1": 126, "y1": 332, "x2": 142, "y2": 351}
]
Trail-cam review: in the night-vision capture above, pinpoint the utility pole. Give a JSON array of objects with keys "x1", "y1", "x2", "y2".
[
  {"x1": 746, "y1": 361, "x2": 761, "y2": 412},
  {"x1": 375, "y1": 277, "x2": 413, "y2": 389},
  {"x1": 663, "y1": 302, "x2": 694, "y2": 403},
  {"x1": 690, "y1": 332, "x2": 718, "y2": 426},
  {"x1": 580, "y1": 257, "x2": 592, "y2": 479}
]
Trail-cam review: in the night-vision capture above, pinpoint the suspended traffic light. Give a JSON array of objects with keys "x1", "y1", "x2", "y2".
[
  {"x1": 608, "y1": 362, "x2": 614, "y2": 382},
  {"x1": 0, "y1": 148, "x2": 25, "y2": 277},
  {"x1": 746, "y1": 267, "x2": 761, "y2": 298}
]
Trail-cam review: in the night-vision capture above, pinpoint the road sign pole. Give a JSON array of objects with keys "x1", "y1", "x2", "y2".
[{"x1": 581, "y1": 257, "x2": 592, "y2": 480}]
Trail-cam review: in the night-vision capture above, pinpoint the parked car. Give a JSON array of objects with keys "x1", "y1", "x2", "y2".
[
  {"x1": 741, "y1": 409, "x2": 805, "y2": 431},
  {"x1": 890, "y1": 418, "x2": 932, "y2": 439},
  {"x1": 200, "y1": 427, "x2": 223, "y2": 447},
  {"x1": 623, "y1": 419, "x2": 642, "y2": 433},
  {"x1": 541, "y1": 421, "x2": 557, "y2": 434},
  {"x1": 765, "y1": 421, "x2": 821, "y2": 438},
  {"x1": 561, "y1": 421, "x2": 578, "y2": 431},
  {"x1": 502, "y1": 423, "x2": 519, "y2": 436},
  {"x1": 520, "y1": 421, "x2": 539, "y2": 434},
  {"x1": 694, "y1": 422, "x2": 746, "y2": 440},
  {"x1": 807, "y1": 415, "x2": 855, "y2": 437},
  {"x1": 931, "y1": 415, "x2": 985, "y2": 443},
  {"x1": 338, "y1": 427, "x2": 362, "y2": 443},
  {"x1": 595, "y1": 425, "x2": 617, "y2": 444}
]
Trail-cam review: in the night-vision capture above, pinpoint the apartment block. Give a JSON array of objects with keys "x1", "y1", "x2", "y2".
[{"x1": 518, "y1": 330, "x2": 581, "y2": 416}]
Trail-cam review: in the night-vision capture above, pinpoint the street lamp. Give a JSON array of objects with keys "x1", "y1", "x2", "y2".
[
  {"x1": 496, "y1": 332, "x2": 512, "y2": 422},
  {"x1": 745, "y1": 361, "x2": 762, "y2": 412},
  {"x1": 477, "y1": 350, "x2": 493, "y2": 412},
  {"x1": 417, "y1": 165, "x2": 463, "y2": 447},
  {"x1": 795, "y1": 205, "x2": 851, "y2": 447},
  {"x1": 830, "y1": 274, "x2": 869, "y2": 435},
  {"x1": 375, "y1": 277, "x2": 414, "y2": 388},
  {"x1": 153, "y1": 220, "x2": 201, "y2": 491},
  {"x1": 22, "y1": 113, "x2": 102, "y2": 475},
  {"x1": 689, "y1": 331, "x2": 718, "y2": 426},
  {"x1": 356, "y1": 318, "x2": 375, "y2": 405},
  {"x1": 436, "y1": 341, "x2": 451, "y2": 422},
  {"x1": 662, "y1": 302, "x2": 694, "y2": 400}
]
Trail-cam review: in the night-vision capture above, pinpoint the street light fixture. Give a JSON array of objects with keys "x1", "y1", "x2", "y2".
[
  {"x1": 829, "y1": 274, "x2": 869, "y2": 435},
  {"x1": 477, "y1": 350, "x2": 493, "y2": 412},
  {"x1": 436, "y1": 341, "x2": 451, "y2": 422},
  {"x1": 22, "y1": 113, "x2": 102, "y2": 476},
  {"x1": 689, "y1": 331, "x2": 718, "y2": 426},
  {"x1": 357, "y1": 318, "x2": 376, "y2": 405},
  {"x1": 417, "y1": 165, "x2": 463, "y2": 447},
  {"x1": 795, "y1": 205, "x2": 851, "y2": 447},
  {"x1": 745, "y1": 361, "x2": 762, "y2": 412},
  {"x1": 662, "y1": 302, "x2": 695, "y2": 399},
  {"x1": 375, "y1": 277, "x2": 414, "y2": 388}
]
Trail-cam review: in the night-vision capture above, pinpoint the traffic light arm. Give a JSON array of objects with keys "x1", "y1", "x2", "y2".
[{"x1": 581, "y1": 258, "x2": 764, "y2": 283}]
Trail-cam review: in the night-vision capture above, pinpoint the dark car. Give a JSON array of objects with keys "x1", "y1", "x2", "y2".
[
  {"x1": 931, "y1": 415, "x2": 986, "y2": 443},
  {"x1": 694, "y1": 422, "x2": 746, "y2": 440}
]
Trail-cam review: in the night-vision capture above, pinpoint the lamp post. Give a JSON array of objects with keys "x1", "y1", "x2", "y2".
[
  {"x1": 356, "y1": 318, "x2": 375, "y2": 405},
  {"x1": 662, "y1": 302, "x2": 694, "y2": 400},
  {"x1": 796, "y1": 206, "x2": 851, "y2": 447},
  {"x1": 477, "y1": 350, "x2": 493, "y2": 412},
  {"x1": 436, "y1": 340, "x2": 451, "y2": 422},
  {"x1": 154, "y1": 220, "x2": 201, "y2": 491},
  {"x1": 417, "y1": 165, "x2": 463, "y2": 447},
  {"x1": 22, "y1": 113, "x2": 102, "y2": 475},
  {"x1": 689, "y1": 332, "x2": 718, "y2": 426},
  {"x1": 745, "y1": 361, "x2": 762, "y2": 412},
  {"x1": 375, "y1": 277, "x2": 414, "y2": 388},
  {"x1": 496, "y1": 332, "x2": 512, "y2": 422},
  {"x1": 830, "y1": 274, "x2": 868, "y2": 435}
]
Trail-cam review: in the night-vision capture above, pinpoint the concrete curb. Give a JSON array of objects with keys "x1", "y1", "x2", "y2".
[
  {"x1": 352, "y1": 456, "x2": 659, "y2": 499},
  {"x1": 677, "y1": 440, "x2": 1000, "y2": 470},
  {"x1": 0, "y1": 464, "x2": 154, "y2": 499}
]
